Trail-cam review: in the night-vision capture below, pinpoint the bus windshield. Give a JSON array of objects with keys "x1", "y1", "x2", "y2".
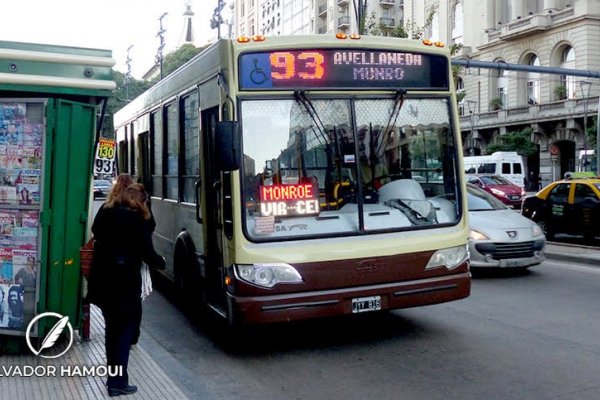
[{"x1": 241, "y1": 96, "x2": 460, "y2": 240}]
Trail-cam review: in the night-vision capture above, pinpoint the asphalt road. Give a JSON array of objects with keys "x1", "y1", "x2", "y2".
[{"x1": 137, "y1": 259, "x2": 600, "y2": 400}]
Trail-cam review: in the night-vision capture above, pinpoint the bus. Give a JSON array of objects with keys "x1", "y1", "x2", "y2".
[{"x1": 114, "y1": 35, "x2": 470, "y2": 326}]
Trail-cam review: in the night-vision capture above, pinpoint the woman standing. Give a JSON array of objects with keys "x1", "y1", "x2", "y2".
[
  {"x1": 102, "y1": 173, "x2": 154, "y2": 346},
  {"x1": 88, "y1": 183, "x2": 165, "y2": 397}
]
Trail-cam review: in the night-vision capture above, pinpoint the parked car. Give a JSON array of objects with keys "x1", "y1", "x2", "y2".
[
  {"x1": 467, "y1": 183, "x2": 545, "y2": 269},
  {"x1": 466, "y1": 174, "x2": 525, "y2": 208},
  {"x1": 522, "y1": 177, "x2": 600, "y2": 241},
  {"x1": 93, "y1": 179, "x2": 112, "y2": 199}
]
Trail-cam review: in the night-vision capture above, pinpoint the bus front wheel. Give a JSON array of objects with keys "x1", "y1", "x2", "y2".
[{"x1": 174, "y1": 240, "x2": 206, "y2": 318}]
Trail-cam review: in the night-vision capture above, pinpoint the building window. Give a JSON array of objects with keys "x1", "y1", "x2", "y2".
[
  {"x1": 452, "y1": 2, "x2": 464, "y2": 45},
  {"x1": 497, "y1": 68, "x2": 508, "y2": 107},
  {"x1": 560, "y1": 46, "x2": 576, "y2": 99},
  {"x1": 527, "y1": 55, "x2": 540, "y2": 105}
]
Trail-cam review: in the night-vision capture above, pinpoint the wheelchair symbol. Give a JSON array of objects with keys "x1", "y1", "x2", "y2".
[{"x1": 250, "y1": 58, "x2": 269, "y2": 85}]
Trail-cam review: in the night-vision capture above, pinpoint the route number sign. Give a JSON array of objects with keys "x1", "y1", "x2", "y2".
[{"x1": 94, "y1": 137, "x2": 116, "y2": 175}]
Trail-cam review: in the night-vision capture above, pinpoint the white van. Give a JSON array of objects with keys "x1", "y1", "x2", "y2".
[{"x1": 463, "y1": 151, "x2": 526, "y2": 187}]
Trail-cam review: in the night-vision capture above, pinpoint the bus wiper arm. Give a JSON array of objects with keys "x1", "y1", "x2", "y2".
[
  {"x1": 384, "y1": 198, "x2": 437, "y2": 226},
  {"x1": 294, "y1": 90, "x2": 329, "y2": 145},
  {"x1": 376, "y1": 90, "x2": 406, "y2": 156}
]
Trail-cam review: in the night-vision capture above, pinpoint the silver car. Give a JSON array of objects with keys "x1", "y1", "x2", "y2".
[{"x1": 467, "y1": 183, "x2": 545, "y2": 268}]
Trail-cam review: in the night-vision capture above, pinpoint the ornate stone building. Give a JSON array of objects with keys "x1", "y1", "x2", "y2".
[{"x1": 404, "y1": 0, "x2": 600, "y2": 186}]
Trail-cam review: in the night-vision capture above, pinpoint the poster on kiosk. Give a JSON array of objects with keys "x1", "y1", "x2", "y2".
[{"x1": 0, "y1": 101, "x2": 43, "y2": 332}]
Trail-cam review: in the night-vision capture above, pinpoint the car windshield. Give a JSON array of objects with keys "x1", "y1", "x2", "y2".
[
  {"x1": 467, "y1": 184, "x2": 507, "y2": 211},
  {"x1": 480, "y1": 175, "x2": 511, "y2": 185},
  {"x1": 240, "y1": 96, "x2": 461, "y2": 241}
]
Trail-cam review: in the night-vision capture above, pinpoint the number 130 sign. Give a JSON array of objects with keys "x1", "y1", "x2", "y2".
[{"x1": 94, "y1": 137, "x2": 116, "y2": 175}]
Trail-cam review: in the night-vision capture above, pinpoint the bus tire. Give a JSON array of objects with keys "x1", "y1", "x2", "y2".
[{"x1": 174, "y1": 236, "x2": 206, "y2": 318}]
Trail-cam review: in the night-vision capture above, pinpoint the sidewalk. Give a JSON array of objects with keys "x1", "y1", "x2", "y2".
[
  {"x1": 544, "y1": 241, "x2": 600, "y2": 267},
  {"x1": 0, "y1": 306, "x2": 190, "y2": 400}
]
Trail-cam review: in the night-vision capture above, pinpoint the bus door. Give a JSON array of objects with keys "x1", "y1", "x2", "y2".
[{"x1": 200, "y1": 106, "x2": 226, "y2": 309}]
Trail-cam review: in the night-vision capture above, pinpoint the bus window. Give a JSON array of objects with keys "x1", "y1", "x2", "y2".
[
  {"x1": 502, "y1": 162, "x2": 510, "y2": 174},
  {"x1": 165, "y1": 103, "x2": 179, "y2": 200},
  {"x1": 182, "y1": 91, "x2": 200, "y2": 203},
  {"x1": 513, "y1": 163, "x2": 522, "y2": 174},
  {"x1": 150, "y1": 110, "x2": 163, "y2": 198},
  {"x1": 118, "y1": 139, "x2": 128, "y2": 173}
]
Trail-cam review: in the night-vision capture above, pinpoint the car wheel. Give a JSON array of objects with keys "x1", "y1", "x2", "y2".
[{"x1": 536, "y1": 220, "x2": 555, "y2": 240}]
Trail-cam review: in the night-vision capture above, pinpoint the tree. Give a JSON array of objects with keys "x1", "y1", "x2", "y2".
[
  {"x1": 99, "y1": 70, "x2": 152, "y2": 138},
  {"x1": 156, "y1": 43, "x2": 204, "y2": 79},
  {"x1": 487, "y1": 127, "x2": 538, "y2": 157}
]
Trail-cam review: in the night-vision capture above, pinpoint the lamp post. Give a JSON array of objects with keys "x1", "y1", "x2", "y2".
[
  {"x1": 466, "y1": 100, "x2": 477, "y2": 156},
  {"x1": 580, "y1": 80, "x2": 592, "y2": 171},
  {"x1": 157, "y1": 13, "x2": 168, "y2": 80}
]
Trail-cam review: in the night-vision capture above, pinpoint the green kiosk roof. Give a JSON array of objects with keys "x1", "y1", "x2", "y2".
[{"x1": 0, "y1": 40, "x2": 116, "y2": 98}]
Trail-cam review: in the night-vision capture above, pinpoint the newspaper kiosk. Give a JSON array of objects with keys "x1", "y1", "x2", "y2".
[{"x1": 0, "y1": 40, "x2": 115, "y2": 351}]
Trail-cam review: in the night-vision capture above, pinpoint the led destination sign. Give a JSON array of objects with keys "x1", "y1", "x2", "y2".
[
  {"x1": 239, "y1": 49, "x2": 449, "y2": 90},
  {"x1": 259, "y1": 183, "x2": 320, "y2": 217}
]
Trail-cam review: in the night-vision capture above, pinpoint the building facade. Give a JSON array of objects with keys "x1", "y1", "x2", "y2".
[{"x1": 406, "y1": 0, "x2": 600, "y2": 186}]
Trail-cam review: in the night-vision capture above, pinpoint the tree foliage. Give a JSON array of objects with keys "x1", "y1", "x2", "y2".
[
  {"x1": 158, "y1": 43, "x2": 204, "y2": 79},
  {"x1": 102, "y1": 44, "x2": 208, "y2": 137},
  {"x1": 487, "y1": 128, "x2": 538, "y2": 157}
]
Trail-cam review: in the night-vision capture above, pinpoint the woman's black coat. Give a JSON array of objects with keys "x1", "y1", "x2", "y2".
[{"x1": 88, "y1": 204, "x2": 165, "y2": 309}]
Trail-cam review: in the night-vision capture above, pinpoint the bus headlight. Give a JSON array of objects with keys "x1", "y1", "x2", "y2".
[
  {"x1": 235, "y1": 263, "x2": 303, "y2": 288},
  {"x1": 425, "y1": 245, "x2": 469, "y2": 271}
]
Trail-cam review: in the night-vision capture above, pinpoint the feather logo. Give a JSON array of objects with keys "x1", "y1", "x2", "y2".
[{"x1": 25, "y1": 312, "x2": 74, "y2": 359}]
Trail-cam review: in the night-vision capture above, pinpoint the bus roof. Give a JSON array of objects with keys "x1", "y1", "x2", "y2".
[{"x1": 0, "y1": 40, "x2": 116, "y2": 98}]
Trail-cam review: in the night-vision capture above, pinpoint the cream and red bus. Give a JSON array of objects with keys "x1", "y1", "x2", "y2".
[{"x1": 114, "y1": 34, "x2": 470, "y2": 325}]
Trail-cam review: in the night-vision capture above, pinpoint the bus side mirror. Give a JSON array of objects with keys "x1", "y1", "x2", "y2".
[{"x1": 215, "y1": 121, "x2": 241, "y2": 171}]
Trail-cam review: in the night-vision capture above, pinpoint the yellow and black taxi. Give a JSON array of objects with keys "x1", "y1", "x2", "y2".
[{"x1": 522, "y1": 175, "x2": 600, "y2": 241}]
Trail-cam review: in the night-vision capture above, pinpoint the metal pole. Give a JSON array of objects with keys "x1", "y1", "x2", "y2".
[
  {"x1": 580, "y1": 81, "x2": 591, "y2": 171},
  {"x1": 597, "y1": 96, "x2": 600, "y2": 174},
  {"x1": 466, "y1": 100, "x2": 477, "y2": 156}
]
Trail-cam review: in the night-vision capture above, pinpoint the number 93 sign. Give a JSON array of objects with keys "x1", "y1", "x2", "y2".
[{"x1": 94, "y1": 137, "x2": 116, "y2": 175}]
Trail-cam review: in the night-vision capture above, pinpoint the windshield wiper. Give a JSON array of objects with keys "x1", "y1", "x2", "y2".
[
  {"x1": 294, "y1": 91, "x2": 329, "y2": 146},
  {"x1": 375, "y1": 90, "x2": 406, "y2": 157},
  {"x1": 384, "y1": 198, "x2": 437, "y2": 226}
]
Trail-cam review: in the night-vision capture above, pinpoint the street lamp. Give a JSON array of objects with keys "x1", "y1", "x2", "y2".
[
  {"x1": 157, "y1": 13, "x2": 168, "y2": 80},
  {"x1": 466, "y1": 100, "x2": 477, "y2": 156},
  {"x1": 580, "y1": 80, "x2": 592, "y2": 171}
]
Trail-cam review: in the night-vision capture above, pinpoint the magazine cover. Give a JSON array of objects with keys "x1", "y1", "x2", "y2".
[
  {"x1": 16, "y1": 183, "x2": 39, "y2": 205},
  {"x1": 12, "y1": 249, "x2": 35, "y2": 285},
  {"x1": 0, "y1": 211, "x2": 15, "y2": 236},
  {"x1": 5, "y1": 284, "x2": 23, "y2": 329},
  {"x1": 0, "y1": 283, "x2": 9, "y2": 328},
  {"x1": 20, "y1": 211, "x2": 39, "y2": 228},
  {"x1": 0, "y1": 248, "x2": 13, "y2": 283},
  {"x1": 0, "y1": 186, "x2": 17, "y2": 204}
]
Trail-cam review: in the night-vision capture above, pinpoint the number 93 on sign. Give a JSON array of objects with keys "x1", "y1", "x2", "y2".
[{"x1": 94, "y1": 158, "x2": 116, "y2": 175}]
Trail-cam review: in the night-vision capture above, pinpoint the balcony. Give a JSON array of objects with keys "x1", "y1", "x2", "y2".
[
  {"x1": 318, "y1": 4, "x2": 327, "y2": 17},
  {"x1": 379, "y1": 0, "x2": 395, "y2": 7},
  {"x1": 338, "y1": 16, "x2": 350, "y2": 28},
  {"x1": 338, "y1": 0, "x2": 349, "y2": 5},
  {"x1": 379, "y1": 17, "x2": 395, "y2": 28},
  {"x1": 458, "y1": 97, "x2": 599, "y2": 132}
]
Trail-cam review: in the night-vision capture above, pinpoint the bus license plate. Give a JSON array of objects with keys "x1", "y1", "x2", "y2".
[{"x1": 352, "y1": 296, "x2": 382, "y2": 313}]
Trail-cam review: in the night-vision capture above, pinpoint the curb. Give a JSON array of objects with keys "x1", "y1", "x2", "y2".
[{"x1": 544, "y1": 242, "x2": 600, "y2": 267}]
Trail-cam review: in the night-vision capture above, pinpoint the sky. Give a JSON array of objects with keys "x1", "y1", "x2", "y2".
[{"x1": 1, "y1": 0, "x2": 228, "y2": 79}]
